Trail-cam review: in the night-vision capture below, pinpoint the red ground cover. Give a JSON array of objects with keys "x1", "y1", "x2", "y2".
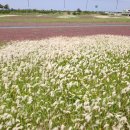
[{"x1": 0, "y1": 24, "x2": 130, "y2": 42}]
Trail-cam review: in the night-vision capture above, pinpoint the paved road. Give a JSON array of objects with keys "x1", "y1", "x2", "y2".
[{"x1": 0, "y1": 24, "x2": 130, "y2": 29}]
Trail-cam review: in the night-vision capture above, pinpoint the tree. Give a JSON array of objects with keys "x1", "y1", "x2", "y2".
[
  {"x1": 77, "y1": 8, "x2": 82, "y2": 13},
  {"x1": 0, "y1": 4, "x2": 3, "y2": 8},
  {"x1": 72, "y1": 11, "x2": 77, "y2": 15},
  {"x1": 4, "y1": 4, "x2": 9, "y2": 9}
]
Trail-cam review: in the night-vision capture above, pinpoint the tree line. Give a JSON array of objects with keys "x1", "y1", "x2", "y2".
[
  {"x1": 0, "y1": 3, "x2": 106, "y2": 15},
  {"x1": 0, "y1": 9, "x2": 106, "y2": 15}
]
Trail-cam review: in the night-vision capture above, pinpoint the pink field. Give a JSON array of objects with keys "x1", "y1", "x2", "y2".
[{"x1": 0, "y1": 23, "x2": 130, "y2": 41}]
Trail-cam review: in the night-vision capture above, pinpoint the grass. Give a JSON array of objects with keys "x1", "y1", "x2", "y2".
[
  {"x1": 0, "y1": 15, "x2": 130, "y2": 23},
  {"x1": 0, "y1": 35, "x2": 130, "y2": 130}
]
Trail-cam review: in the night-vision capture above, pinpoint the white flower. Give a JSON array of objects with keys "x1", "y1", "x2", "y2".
[
  {"x1": 52, "y1": 127, "x2": 59, "y2": 130},
  {"x1": 27, "y1": 96, "x2": 33, "y2": 104},
  {"x1": 12, "y1": 126, "x2": 23, "y2": 130},
  {"x1": 119, "y1": 116, "x2": 127, "y2": 124},
  {"x1": 112, "y1": 124, "x2": 122, "y2": 130},
  {"x1": 84, "y1": 114, "x2": 91, "y2": 122},
  {"x1": 49, "y1": 120, "x2": 52, "y2": 129},
  {"x1": 50, "y1": 91, "x2": 55, "y2": 97},
  {"x1": 104, "y1": 123, "x2": 109, "y2": 129},
  {"x1": 59, "y1": 74, "x2": 64, "y2": 78},
  {"x1": 106, "y1": 113, "x2": 113, "y2": 118},
  {"x1": 93, "y1": 105, "x2": 100, "y2": 111},
  {"x1": 121, "y1": 84, "x2": 130, "y2": 94},
  {"x1": 2, "y1": 76, "x2": 8, "y2": 83},
  {"x1": 68, "y1": 127, "x2": 72, "y2": 130},
  {"x1": 1, "y1": 113, "x2": 12, "y2": 120},
  {"x1": 0, "y1": 124, "x2": 3, "y2": 129},
  {"x1": 61, "y1": 125, "x2": 65, "y2": 130}
]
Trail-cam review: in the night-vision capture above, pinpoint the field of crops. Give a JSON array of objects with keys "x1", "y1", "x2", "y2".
[{"x1": 0, "y1": 35, "x2": 130, "y2": 130}]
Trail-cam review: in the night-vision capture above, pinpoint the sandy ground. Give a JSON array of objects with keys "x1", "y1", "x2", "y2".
[
  {"x1": 94, "y1": 15, "x2": 130, "y2": 19},
  {"x1": 0, "y1": 15, "x2": 19, "y2": 17},
  {"x1": 57, "y1": 15, "x2": 78, "y2": 18},
  {"x1": 94, "y1": 15, "x2": 120, "y2": 19}
]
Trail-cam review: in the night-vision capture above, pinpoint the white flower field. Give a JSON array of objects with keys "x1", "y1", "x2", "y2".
[{"x1": 0, "y1": 35, "x2": 130, "y2": 130}]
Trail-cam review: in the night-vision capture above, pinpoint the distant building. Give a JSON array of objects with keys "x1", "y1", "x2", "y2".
[
  {"x1": 122, "y1": 9, "x2": 130, "y2": 16},
  {"x1": 124, "y1": 9, "x2": 130, "y2": 12}
]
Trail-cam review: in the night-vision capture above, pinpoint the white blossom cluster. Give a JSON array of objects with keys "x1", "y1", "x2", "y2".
[{"x1": 0, "y1": 35, "x2": 130, "y2": 130}]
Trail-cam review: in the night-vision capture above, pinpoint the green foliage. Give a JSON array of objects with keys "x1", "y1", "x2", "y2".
[
  {"x1": 72, "y1": 11, "x2": 77, "y2": 15},
  {"x1": 0, "y1": 9, "x2": 65, "y2": 14},
  {"x1": 0, "y1": 9, "x2": 105, "y2": 15}
]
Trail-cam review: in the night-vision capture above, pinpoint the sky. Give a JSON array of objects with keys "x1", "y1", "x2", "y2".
[{"x1": 0, "y1": 0, "x2": 130, "y2": 12}]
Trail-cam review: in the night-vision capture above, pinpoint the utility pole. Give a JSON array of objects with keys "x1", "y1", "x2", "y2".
[
  {"x1": 64, "y1": 0, "x2": 66, "y2": 11},
  {"x1": 28, "y1": 0, "x2": 30, "y2": 9},
  {"x1": 116, "y1": 0, "x2": 118, "y2": 10},
  {"x1": 26, "y1": 0, "x2": 30, "y2": 15},
  {"x1": 86, "y1": 0, "x2": 89, "y2": 11}
]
